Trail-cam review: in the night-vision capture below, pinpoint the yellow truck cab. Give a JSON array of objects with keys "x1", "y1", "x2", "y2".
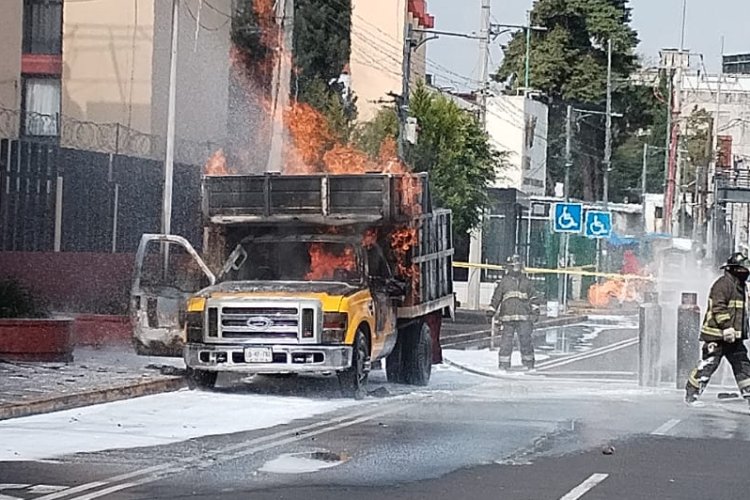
[{"x1": 131, "y1": 173, "x2": 454, "y2": 398}]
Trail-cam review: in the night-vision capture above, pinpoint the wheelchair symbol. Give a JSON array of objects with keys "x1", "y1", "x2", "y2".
[
  {"x1": 557, "y1": 207, "x2": 578, "y2": 230},
  {"x1": 588, "y1": 215, "x2": 608, "y2": 237}
]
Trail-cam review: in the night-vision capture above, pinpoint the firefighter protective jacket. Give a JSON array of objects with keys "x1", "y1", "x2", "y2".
[
  {"x1": 490, "y1": 272, "x2": 535, "y2": 322},
  {"x1": 700, "y1": 271, "x2": 748, "y2": 341}
]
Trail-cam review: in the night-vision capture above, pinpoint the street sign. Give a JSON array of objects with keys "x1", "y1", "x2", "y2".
[
  {"x1": 553, "y1": 203, "x2": 583, "y2": 233},
  {"x1": 584, "y1": 210, "x2": 613, "y2": 239}
]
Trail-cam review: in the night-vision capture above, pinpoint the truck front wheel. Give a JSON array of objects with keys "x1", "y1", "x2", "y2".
[
  {"x1": 402, "y1": 321, "x2": 432, "y2": 386},
  {"x1": 338, "y1": 328, "x2": 369, "y2": 399},
  {"x1": 186, "y1": 367, "x2": 218, "y2": 390}
]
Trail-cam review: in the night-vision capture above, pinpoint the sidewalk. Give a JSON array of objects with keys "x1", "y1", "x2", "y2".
[{"x1": 0, "y1": 347, "x2": 185, "y2": 420}]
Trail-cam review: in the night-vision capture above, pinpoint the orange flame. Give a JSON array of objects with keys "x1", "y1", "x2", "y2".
[
  {"x1": 203, "y1": 149, "x2": 231, "y2": 176},
  {"x1": 305, "y1": 243, "x2": 356, "y2": 281},
  {"x1": 390, "y1": 226, "x2": 420, "y2": 303},
  {"x1": 588, "y1": 280, "x2": 639, "y2": 308}
]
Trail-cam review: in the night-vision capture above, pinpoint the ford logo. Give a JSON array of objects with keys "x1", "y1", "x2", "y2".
[{"x1": 246, "y1": 316, "x2": 273, "y2": 330}]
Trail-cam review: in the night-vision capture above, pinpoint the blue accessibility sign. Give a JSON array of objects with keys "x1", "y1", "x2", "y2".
[
  {"x1": 584, "y1": 210, "x2": 613, "y2": 239},
  {"x1": 553, "y1": 203, "x2": 583, "y2": 233}
]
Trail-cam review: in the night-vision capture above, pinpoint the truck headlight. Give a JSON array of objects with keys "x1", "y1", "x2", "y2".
[
  {"x1": 187, "y1": 297, "x2": 206, "y2": 312},
  {"x1": 322, "y1": 312, "x2": 347, "y2": 344}
]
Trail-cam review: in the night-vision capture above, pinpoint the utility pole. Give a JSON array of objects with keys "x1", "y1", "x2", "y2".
[
  {"x1": 466, "y1": 0, "x2": 492, "y2": 311},
  {"x1": 266, "y1": 0, "x2": 294, "y2": 172},
  {"x1": 162, "y1": 0, "x2": 179, "y2": 236},
  {"x1": 397, "y1": 21, "x2": 414, "y2": 161},
  {"x1": 666, "y1": 0, "x2": 688, "y2": 235},
  {"x1": 523, "y1": 10, "x2": 532, "y2": 93},
  {"x1": 477, "y1": 0, "x2": 491, "y2": 125},
  {"x1": 603, "y1": 38, "x2": 613, "y2": 207},
  {"x1": 708, "y1": 37, "x2": 724, "y2": 259},
  {"x1": 642, "y1": 142, "x2": 649, "y2": 232},
  {"x1": 557, "y1": 105, "x2": 573, "y2": 311}
]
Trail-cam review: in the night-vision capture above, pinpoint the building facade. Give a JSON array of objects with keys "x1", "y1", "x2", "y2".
[
  {"x1": 0, "y1": 0, "x2": 231, "y2": 162},
  {"x1": 350, "y1": 0, "x2": 434, "y2": 122},
  {"x1": 485, "y1": 94, "x2": 549, "y2": 196}
]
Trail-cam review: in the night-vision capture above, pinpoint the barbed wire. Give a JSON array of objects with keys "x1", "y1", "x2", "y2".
[{"x1": 0, "y1": 107, "x2": 219, "y2": 166}]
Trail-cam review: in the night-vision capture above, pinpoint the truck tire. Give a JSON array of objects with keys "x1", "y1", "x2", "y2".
[
  {"x1": 401, "y1": 321, "x2": 432, "y2": 386},
  {"x1": 186, "y1": 367, "x2": 218, "y2": 390},
  {"x1": 386, "y1": 334, "x2": 404, "y2": 384},
  {"x1": 338, "y1": 328, "x2": 369, "y2": 400}
]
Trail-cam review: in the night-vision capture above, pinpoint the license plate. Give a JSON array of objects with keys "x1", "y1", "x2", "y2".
[{"x1": 244, "y1": 347, "x2": 273, "y2": 363}]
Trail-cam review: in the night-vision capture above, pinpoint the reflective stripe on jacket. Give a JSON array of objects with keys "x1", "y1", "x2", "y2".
[
  {"x1": 490, "y1": 273, "x2": 535, "y2": 322},
  {"x1": 700, "y1": 272, "x2": 748, "y2": 341}
]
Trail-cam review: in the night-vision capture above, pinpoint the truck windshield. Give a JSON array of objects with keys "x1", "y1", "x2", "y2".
[{"x1": 226, "y1": 240, "x2": 363, "y2": 284}]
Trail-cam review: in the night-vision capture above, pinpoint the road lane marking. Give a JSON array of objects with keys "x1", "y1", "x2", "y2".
[
  {"x1": 559, "y1": 473, "x2": 609, "y2": 500},
  {"x1": 36, "y1": 402, "x2": 395, "y2": 500},
  {"x1": 536, "y1": 338, "x2": 638, "y2": 371},
  {"x1": 65, "y1": 483, "x2": 138, "y2": 500},
  {"x1": 36, "y1": 483, "x2": 108, "y2": 500},
  {"x1": 651, "y1": 418, "x2": 681, "y2": 436},
  {"x1": 38, "y1": 399, "x2": 415, "y2": 500},
  {"x1": 536, "y1": 337, "x2": 638, "y2": 369},
  {"x1": 66, "y1": 405, "x2": 407, "y2": 500}
]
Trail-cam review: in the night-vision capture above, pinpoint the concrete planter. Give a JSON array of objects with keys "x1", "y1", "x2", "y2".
[
  {"x1": 73, "y1": 314, "x2": 132, "y2": 348},
  {"x1": 0, "y1": 317, "x2": 74, "y2": 362}
]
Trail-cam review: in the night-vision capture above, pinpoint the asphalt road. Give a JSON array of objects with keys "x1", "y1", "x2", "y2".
[{"x1": 3, "y1": 320, "x2": 750, "y2": 500}]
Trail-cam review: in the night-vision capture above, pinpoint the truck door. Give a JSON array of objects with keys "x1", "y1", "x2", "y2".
[
  {"x1": 131, "y1": 234, "x2": 215, "y2": 357},
  {"x1": 366, "y1": 245, "x2": 398, "y2": 359}
]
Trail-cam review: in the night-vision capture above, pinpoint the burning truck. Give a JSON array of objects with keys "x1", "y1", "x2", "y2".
[{"x1": 130, "y1": 172, "x2": 454, "y2": 397}]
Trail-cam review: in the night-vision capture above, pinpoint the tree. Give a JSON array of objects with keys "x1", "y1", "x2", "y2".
[
  {"x1": 355, "y1": 85, "x2": 507, "y2": 235},
  {"x1": 495, "y1": 0, "x2": 641, "y2": 201},
  {"x1": 293, "y1": 0, "x2": 357, "y2": 139}
]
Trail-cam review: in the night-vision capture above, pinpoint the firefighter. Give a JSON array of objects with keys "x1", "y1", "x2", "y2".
[
  {"x1": 685, "y1": 252, "x2": 750, "y2": 405},
  {"x1": 490, "y1": 255, "x2": 538, "y2": 371}
]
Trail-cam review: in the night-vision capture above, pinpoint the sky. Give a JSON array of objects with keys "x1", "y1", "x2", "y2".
[{"x1": 425, "y1": 0, "x2": 750, "y2": 91}]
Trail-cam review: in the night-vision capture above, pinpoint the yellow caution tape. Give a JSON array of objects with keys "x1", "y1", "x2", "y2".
[{"x1": 453, "y1": 261, "x2": 656, "y2": 282}]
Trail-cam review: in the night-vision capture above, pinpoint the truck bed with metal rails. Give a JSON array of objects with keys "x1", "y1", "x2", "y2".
[{"x1": 201, "y1": 172, "x2": 454, "y2": 319}]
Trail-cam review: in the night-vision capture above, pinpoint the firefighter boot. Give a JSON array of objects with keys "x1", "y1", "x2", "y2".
[{"x1": 685, "y1": 386, "x2": 704, "y2": 407}]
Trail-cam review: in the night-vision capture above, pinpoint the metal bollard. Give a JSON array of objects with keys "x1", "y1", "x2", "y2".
[
  {"x1": 675, "y1": 292, "x2": 701, "y2": 389},
  {"x1": 639, "y1": 292, "x2": 662, "y2": 387}
]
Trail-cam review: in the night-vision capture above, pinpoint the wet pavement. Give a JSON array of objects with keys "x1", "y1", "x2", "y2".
[{"x1": 4, "y1": 315, "x2": 750, "y2": 500}]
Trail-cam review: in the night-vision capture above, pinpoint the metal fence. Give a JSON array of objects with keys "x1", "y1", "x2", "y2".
[
  {"x1": 0, "y1": 137, "x2": 203, "y2": 253},
  {"x1": 0, "y1": 107, "x2": 220, "y2": 167}
]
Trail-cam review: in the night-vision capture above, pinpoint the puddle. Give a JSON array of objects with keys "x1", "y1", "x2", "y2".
[{"x1": 259, "y1": 450, "x2": 349, "y2": 474}]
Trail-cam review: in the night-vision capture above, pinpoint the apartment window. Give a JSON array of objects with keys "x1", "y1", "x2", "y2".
[
  {"x1": 22, "y1": 77, "x2": 61, "y2": 137},
  {"x1": 23, "y1": 0, "x2": 63, "y2": 54}
]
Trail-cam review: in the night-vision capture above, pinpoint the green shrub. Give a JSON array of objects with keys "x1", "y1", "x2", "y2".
[{"x1": 0, "y1": 279, "x2": 48, "y2": 319}]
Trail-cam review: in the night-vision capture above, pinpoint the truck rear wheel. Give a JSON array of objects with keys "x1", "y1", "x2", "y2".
[
  {"x1": 401, "y1": 321, "x2": 432, "y2": 386},
  {"x1": 186, "y1": 367, "x2": 218, "y2": 390},
  {"x1": 338, "y1": 328, "x2": 369, "y2": 399}
]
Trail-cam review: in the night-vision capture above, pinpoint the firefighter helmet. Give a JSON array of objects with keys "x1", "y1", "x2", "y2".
[{"x1": 721, "y1": 252, "x2": 750, "y2": 270}]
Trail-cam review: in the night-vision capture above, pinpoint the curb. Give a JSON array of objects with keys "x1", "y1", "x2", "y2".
[{"x1": 0, "y1": 376, "x2": 186, "y2": 421}]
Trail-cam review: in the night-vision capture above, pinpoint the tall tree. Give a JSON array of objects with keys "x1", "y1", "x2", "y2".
[
  {"x1": 293, "y1": 0, "x2": 356, "y2": 136},
  {"x1": 355, "y1": 85, "x2": 507, "y2": 235},
  {"x1": 496, "y1": 0, "x2": 640, "y2": 201}
]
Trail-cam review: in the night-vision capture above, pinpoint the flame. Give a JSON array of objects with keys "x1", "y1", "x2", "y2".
[
  {"x1": 390, "y1": 226, "x2": 419, "y2": 303},
  {"x1": 588, "y1": 280, "x2": 639, "y2": 308},
  {"x1": 305, "y1": 243, "x2": 356, "y2": 281},
  {"x1": 203, "y1": 149, "x2": 231, "y2": 176}
]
